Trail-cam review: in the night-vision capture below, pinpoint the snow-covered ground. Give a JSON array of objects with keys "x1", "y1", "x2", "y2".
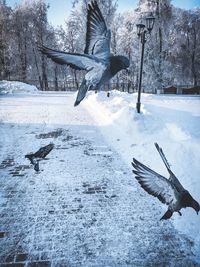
[
  {"x1": 84, "y1": 90, "x2": 200, "y2": 260},
  {"x1": 0, "y1": 83, "x2": 200, "y2": 266}
]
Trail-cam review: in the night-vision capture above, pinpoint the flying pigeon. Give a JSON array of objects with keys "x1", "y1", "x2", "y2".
[
  {"x1": 25, "y1": 143, "x2": 54, "y2": 172},
  {"x1": 38, "y1": 1, "x2": 129, "y2": 106},
  {"x1": 132, "y1": 143, "x2": 200, "y2": 220}
]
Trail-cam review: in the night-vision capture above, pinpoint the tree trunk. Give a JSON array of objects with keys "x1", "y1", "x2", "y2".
[
  {"x1": 33, "y1": 47, "x2": 42, "y2": 89},
  {"x1": 54, "y1": 66, "x2": 58, "y2": 91},
  {"x1": 41, "y1": 54, "x2": 48, "y2": 90},
  {"x1": 74, "y1": 70, "x2": 79, "y2": 90},
  {"x1": 191, "y1": 28, "x2": 197, "y2": 87}
]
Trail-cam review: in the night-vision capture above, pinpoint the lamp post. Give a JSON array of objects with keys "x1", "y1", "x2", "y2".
[{"x1": 136, "y1": 14, "x2": 155, "y2": 113}]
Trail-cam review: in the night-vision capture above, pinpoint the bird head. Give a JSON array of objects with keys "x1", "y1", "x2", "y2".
[
  {"x1": 183, "y1": 192, "x2": 200, "y2": 214},
  {"x1": 191, "y1": 199, "x2": 200, "y2": 214},
  {"x1": 25, "y1": 153, "x2": 33, "y2": 160},
  {"x1": 119, "y1": 56, "x2": 130, "y2": 69},
  {"x1": 110, "y1": 55, "x2": 130, "y2": 77}
]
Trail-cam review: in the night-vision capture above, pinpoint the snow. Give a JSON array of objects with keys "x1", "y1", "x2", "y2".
[
  {"x1": 0, "y1": 84, "x2": 200, "y2": 265},
  {"x1": 83, "y1": 90, "x2": 200, "y2": 260},
  {"x1": 0, "y1": 80, "x2": 39, "y2": 95}
]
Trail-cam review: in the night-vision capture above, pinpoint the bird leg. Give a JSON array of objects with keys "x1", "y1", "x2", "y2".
[{"x1": 178, "y1": 211, "x2": 182, "y2": 216}]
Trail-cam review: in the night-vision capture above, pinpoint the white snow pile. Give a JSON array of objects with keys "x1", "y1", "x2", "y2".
[
  {"x1": 83, "y1": 90, "x2": 200, "y2": 258},
  {"x1": 0, "y1": 80, "x2": 39, "y2": 95}
]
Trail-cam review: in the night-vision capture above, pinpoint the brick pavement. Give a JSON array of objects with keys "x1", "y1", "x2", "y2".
[{"x1": 0, "y1": 94, "x2": 199, "y2": 267}]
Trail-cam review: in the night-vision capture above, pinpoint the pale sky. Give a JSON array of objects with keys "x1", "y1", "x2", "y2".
[{"x1": 6, "y1": 0, "x2": 200, "y2": 27}]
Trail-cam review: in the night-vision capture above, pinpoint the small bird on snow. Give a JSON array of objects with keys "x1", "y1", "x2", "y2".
[
  {"x1": 132, "y1": 143, "x2": 200, "y2": 220},
  {"x1": 25, "y1": 143, "x2": 54, "y2": 172},
  {"x1": 38, "y1": 1, "x2": 129, "y2": 106}
]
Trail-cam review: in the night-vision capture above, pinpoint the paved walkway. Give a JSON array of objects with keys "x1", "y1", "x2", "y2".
[{"x1": 0, "y1": 93, "x2": 198, "y2": 267}]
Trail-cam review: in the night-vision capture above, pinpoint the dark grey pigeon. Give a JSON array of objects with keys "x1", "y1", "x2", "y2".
[
  {"x1": 132, "y1": 143, "x2": 200, "y2": 220},
  {"x1": 38, "y1": 1, "x2": 129, "y2": 106},
  {"x1": 25, "y1": 143, "x2": 54, "y2": 172}
]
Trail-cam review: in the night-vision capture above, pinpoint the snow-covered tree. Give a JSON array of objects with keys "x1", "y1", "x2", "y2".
[
  {"x1": 0, "y1": 2, "x2": 12, "y2": 79},
  {"x1": 0, "y1": 0, "x2": 199, "y2": 92}
]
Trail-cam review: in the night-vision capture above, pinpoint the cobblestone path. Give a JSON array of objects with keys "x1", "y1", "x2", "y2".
[{"x1": 0, "y1": 93, "x2": 199, "y2": 267}]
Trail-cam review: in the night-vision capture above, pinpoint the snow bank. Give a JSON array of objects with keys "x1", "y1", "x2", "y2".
[
  {"x1": 83, "y1": 90, "x2": 200, "y2": 260},
  {"x1": 0, "y1": 80, "x2": 39, "y2": 95}
]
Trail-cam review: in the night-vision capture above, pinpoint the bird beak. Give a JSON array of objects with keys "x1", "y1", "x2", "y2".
[{"x1": 197, "y1": 211, "x2": 199, "y2": 215}]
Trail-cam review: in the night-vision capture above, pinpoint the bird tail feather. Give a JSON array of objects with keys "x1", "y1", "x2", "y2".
[
  {"x1": 74, "y1": 79, "x2": 88, "y2": 106},
  {"x1": 34, "y1": 161, "x2": 40, "y2": 172},
  {"x1": 25, "y1": 154, "x2": 40, "y2": 172},
  {"x1": 160, "y1": 209, "x2": 173, "y2": 220}
]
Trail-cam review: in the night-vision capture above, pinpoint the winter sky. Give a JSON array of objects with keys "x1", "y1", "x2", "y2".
[{"x1": 6, "y1": 0, "x2": 200, "y2": 27}]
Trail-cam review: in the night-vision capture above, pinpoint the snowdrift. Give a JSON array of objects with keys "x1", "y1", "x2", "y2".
[
  {"x1": 0, "y1": 80, "x2": 39, "y2": 95},
  {"x1": 84, "y1": 90, "x2": 200, "y2": 259}
]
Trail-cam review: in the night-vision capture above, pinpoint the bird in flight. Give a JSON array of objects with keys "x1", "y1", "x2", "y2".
[
  {"x1": 25, "y1": 143, "x2": 54, "y2": 172},
  {"x1": 39, "y1": 1, "x2": 129, "y2": 106},
  {"x1": 132, "y1": 143, "x2": 200, "y2": 220}
]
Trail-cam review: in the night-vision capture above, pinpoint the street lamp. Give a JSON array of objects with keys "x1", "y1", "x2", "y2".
[{"x1": 136, "y1": 14, "x2": 155, "y2": 113}]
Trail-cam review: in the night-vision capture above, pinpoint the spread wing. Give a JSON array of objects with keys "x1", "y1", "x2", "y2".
[
  {"x1": 132, "y1": 158, "x2": 178, "y2": 205},
  {"x1": 84, "y1": 1, "x2": 111, "y2": 60},
  {"x1": 38, "y1": 45, "x2": 98, "y2": 71},
  {"x1": 154, "y1": 143, "x2": 185, "y2": 192},
  {"x1": 34, "y1": 144, "x2": 54, "y2": 159}
]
